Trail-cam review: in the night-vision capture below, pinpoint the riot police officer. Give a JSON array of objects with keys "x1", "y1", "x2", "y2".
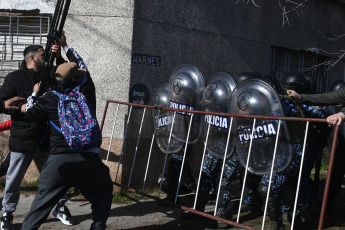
[
  {"x1": 153, "y1": 82, "x2": 196, "y2": 204},
  {"x1": 155, "y1": 65, "x2": 205, "y2": 204},
  {"x1": 230, "y1": 73, "x2": 325, "y2": 229}
]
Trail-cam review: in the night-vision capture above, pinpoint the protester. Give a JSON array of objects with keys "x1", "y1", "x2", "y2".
[
  {"x1": 228, "y1": 73, "x2": 324, "y2": 229},
  {"x1": 0, "y1": 82, "x2": 40, "y2": 178},
  {"x1": 20, "y1": 40, "x2": 113, "y2": 230},
  {"x1": 0, "y1": 42, "x2": 65, "y2": 230}
]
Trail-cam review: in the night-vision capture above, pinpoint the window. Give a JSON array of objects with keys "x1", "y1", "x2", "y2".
[
  {"x1": 270, "y1": 46, "x2": 330, "y2": 93},
  {"x1": 0, "y1": 15, "x2": 50, "y2": 77}
]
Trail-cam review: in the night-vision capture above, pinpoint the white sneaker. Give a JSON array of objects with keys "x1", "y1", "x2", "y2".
[{"x1": 52, "y1": 205, "x2": 74, "y2": 226}]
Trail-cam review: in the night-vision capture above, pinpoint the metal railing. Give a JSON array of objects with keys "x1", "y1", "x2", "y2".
[{"x1": 100, "y1": 99, "x2": 339, "y2": 230}]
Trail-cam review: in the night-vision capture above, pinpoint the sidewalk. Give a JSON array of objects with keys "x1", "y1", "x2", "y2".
[
  {"x1": 1, "y1": 192, "x2": 219, "y2": 230},
  {"x1": 2, "y1": 189, "x2": 345, "y2": 229}
]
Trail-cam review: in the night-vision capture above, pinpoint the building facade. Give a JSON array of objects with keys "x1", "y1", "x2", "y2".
[
  {"x1": 1, "y1": 0, "x2": 345, "y2": 128},
  {"x1": 0, "y1": 0, "x2": 345, "y2": 185}
]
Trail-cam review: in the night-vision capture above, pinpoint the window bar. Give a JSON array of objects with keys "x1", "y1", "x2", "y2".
[
  {"x1": 9, "y1": 16, "x2": 12, "y2": 60},
  {"x1": 287, "y1": 51, "x2": 291, "y2": 71},
  {"x1": 1, "y1": 42, "x2": 4, "y2": 69},
  {"x1": 40, "y1": 16, "x2": 42, "y2": 44},
  {"x1": 16, "y1": 17, "x2": 19, "y2": 44},
  {"x1": 299, "y1": 53, "x2": 304, "y2": 72}
]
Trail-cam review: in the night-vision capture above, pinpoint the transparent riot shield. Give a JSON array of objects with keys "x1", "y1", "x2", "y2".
[
  {"x1": 229, "y1": 79, "x2": 293, "y2": 175},
  {"x1": 169, "y1": 64, "x2": 205, "y2": 144},
  {"x1": 153, "y1": 82, "x2": 183, "y2": 154},
  {"x1": 203, "y1": 72, "x2": 237, "y2": 159}
]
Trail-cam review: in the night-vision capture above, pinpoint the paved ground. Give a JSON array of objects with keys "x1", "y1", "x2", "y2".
[
  {"x1": 0, "y1": 192, "x2": 221, "y2": 230},
  {"x1": 1, "y1": 187, "x2": 345, "y2": 230}
]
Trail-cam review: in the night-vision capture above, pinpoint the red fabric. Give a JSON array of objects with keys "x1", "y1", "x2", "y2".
[{"x1": 0, "y1": 120, "x2": 11, "y2": 132}]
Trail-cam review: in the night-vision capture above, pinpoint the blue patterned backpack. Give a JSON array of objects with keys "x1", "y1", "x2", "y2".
[{"x1": 50, "y1": 82, "x2": 102, "y2": 151}]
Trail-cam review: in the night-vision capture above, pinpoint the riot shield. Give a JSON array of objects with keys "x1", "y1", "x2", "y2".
[
  {"x1": 153, "y1": 82, "x2": 183, "y2": 154},
  {"x1": 169, "y1": 64, "x2": 205, "y2": 143},
  {"x1": 203, "y1": 72, "x2": 237, "y2": 159},
  {"x1": 229, "y1": 79, "x2": 293, "y2": 175}
]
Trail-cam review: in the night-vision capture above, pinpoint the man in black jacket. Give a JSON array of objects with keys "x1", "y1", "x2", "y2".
[
  {"x1": 0, "y1": 44, "x2": 65, "y2": 230},
  {"x1": 20, "y1": 47, "x2": 113, "y2": 230}
]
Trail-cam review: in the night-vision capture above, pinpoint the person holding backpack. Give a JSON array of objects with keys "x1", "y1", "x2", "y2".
[
  {"x1": 1, "y1": 80, "x2": 76, "y2": 226},
  {"x1": 0, "y1": 42, "x2": 66, "y2": 230},
  {"x1": 20, "y1": 42, "x2": 113, "y2": 230}
]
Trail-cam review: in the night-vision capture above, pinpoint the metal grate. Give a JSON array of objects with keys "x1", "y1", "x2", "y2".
[
  {"x1": 270, "y1": 46, "x2": 330, "y2": 93},
  {"x1": 0, "y1": 15, "x2": 50, "y2": 78}
]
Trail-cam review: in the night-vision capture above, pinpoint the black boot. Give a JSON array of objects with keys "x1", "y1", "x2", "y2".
[
  {"x1": 181, "y1": 202, "x2": 205, "y2": 220},
  {"x1": 267, "y1": 196, "x2": 283, "y2": 230},
  {"x1": 90, "y1": 221, "x2": 106, "y2": 230},
  {"x1": 216, "y1": 209, "x2": 232, "y2": 229}
]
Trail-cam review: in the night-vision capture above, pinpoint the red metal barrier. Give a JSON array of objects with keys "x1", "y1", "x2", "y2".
[{"x1": 100, "y1": 99, "x2": 339, "y2": 230}]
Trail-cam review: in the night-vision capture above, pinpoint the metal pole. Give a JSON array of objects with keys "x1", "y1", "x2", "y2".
[
  {"x1": 106, "y1": 103, "x2": 120, "y2": 164},
  {"x1": 128, "y1": 108, "x2": 146, "y2": 188},
  {"x1": 175, "y1": 113, "x2": 194, "y2": 203},
  {"x1": 237, "y1": 118, "x2": 256, "y2": 223},
  {"x1": 261, "y1": 120, "x2": 282, "y2": 230},
  {"x1": 291, "y1": 122, "x2": 309, "y2": 229},
  {"x1": 158, "y1": 111, "x2": 176, "y2": 198},
  {"x1": 214, "y1": 117, "x2": 234, "y2": 215},
  {"x1": 318, "y1": 125, "x2": 339, "y2": 230},
  {"x1": 142, "y1": 109, "x2": 160, "y2": 191},
  {"x1": 115, "y1": 106, "x2": 133, "y2": 184},
  {"x1": 194, "y1": 115, "x2": 212, "y2": 209}
]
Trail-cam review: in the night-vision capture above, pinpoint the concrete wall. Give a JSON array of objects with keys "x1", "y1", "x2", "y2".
[
  {"x1": 122, "y1": 0, "x2": 345, "y2": 188},
  {"x1": 130, "y1": 0, "x2": 345, "y2": 106},
  {"x1": 1, "y1": 0, "x2": 345, "y2": 188},
  {"x1": 1, "y1": 0, "x2": 345, "y2": 135}
]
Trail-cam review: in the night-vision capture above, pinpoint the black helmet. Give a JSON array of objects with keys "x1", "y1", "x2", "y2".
[
  {"x1": 261, "y1": 75, "x2": 283, "y2": 93},
  {"x1": 280, "y1": 72, "x2": 308, "y2": 94},
  {"x1": 329, "y1": 80, "x2": 345, "y2": 92},
  {"x1": 235, "y1": 72, "x2": 262, "y2": 84},
  {"x1": 305, "y1": 75, "x2": 318, "y2": 94}
]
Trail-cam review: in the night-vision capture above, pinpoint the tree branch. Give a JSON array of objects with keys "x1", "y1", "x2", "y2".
[
  {"x1": 279, "y1": 0, "x2": 308, "y2": 27},
  {"x1": 303, "y1": 51, "x2": 345, "y2": 71},
  {"x1": 235, "y1": 0, "x2": 261, "y2": 8}
]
